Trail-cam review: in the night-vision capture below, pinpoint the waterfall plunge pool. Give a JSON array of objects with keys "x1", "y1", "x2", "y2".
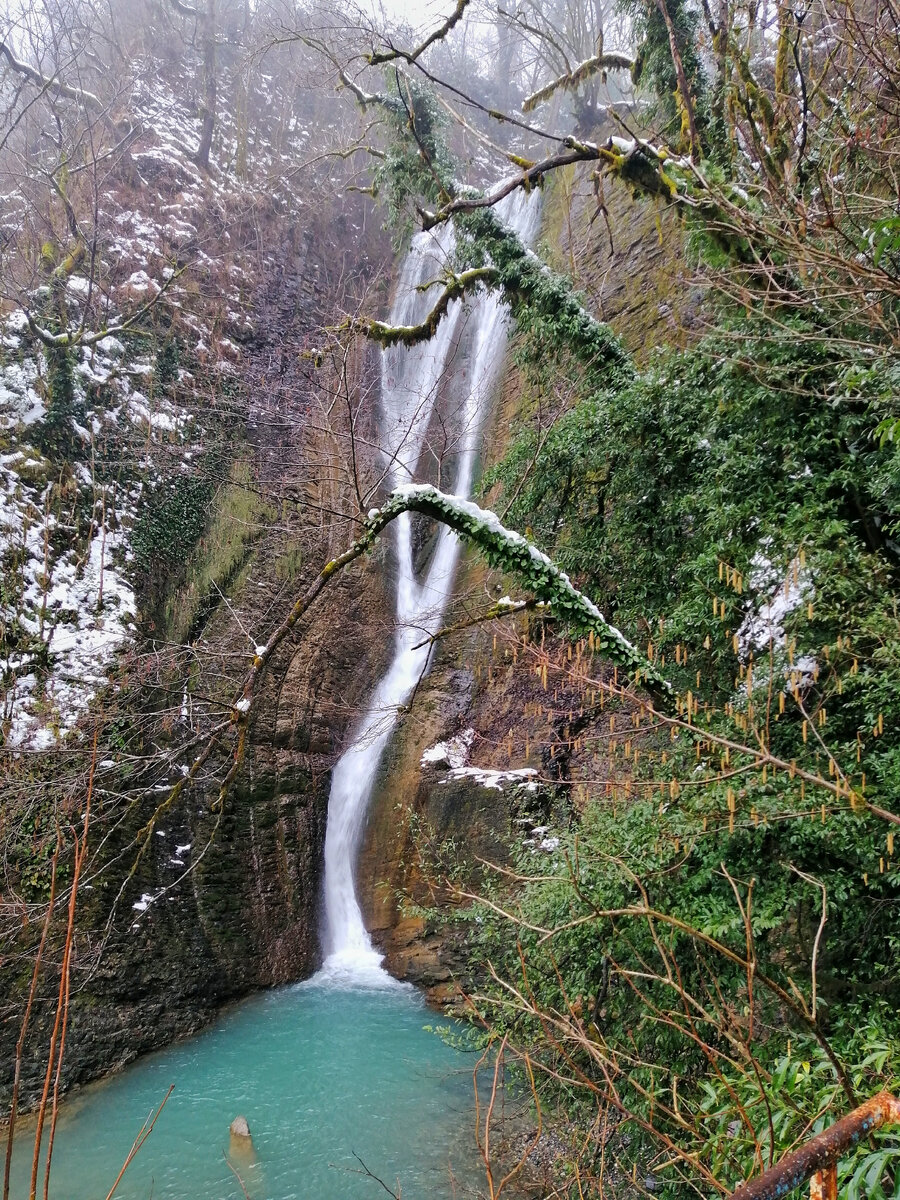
[
  {"x1": 8, "y1": 188, "x2": 546, "y2": 1200},
  {"x1": 9, "y1": 978, "x2": 487, "y2": 1200}
]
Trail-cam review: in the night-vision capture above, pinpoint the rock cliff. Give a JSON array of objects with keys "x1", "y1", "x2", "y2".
[{"x1": 355, "y1": 155, "x2": 697, "y2": 1001}]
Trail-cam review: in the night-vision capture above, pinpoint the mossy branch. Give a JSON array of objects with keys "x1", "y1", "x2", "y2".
[
  {"x1": 337, "y1": 68, "x2": 404, "y2": 116},
  {"x1": 128, "y1": 485, "x2": 672, "y2": 883},
  {"x1": 522, "y1": 52, "x2": 635, "y2": 113},
  {"x1": 378, "y1": 485, "x2": 673, "y2": 705},
  {"x1": 458, "y1": 205, "x2": 634, "y2": 379},
  {"x1": 116, "y1": 481, "x2": 900, "y2": 910},
  {"x1": 421, "y1": 136, "x2": 695, "y2": 231},
  {"x1": 335, "y1": 266, "x2": 497, "y2": 346},
  {"x1": 367, "y1": 0, "x2": 474, "y2": 66},
  {"x1": 344, "y1": 201, "x2": 631, "y2": 383}
]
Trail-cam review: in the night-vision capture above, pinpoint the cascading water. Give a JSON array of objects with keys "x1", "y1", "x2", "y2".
[
  {"x1": 6, "y1": 190, "x2": 544, "y2": 1200},
  {"x1": 318, "y1": 190, "x2": 542, "y2": 983}
]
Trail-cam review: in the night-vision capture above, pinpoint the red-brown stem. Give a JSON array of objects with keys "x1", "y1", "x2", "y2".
[
  {"x1": 731, "y1": 1092, "x2": 900, "y2": 1200},
  {"x1": 2, "y1": 840, "x2": 60, "y2": 1200},
  {"x1": 104, "y1": 1085, "x2": 174, "y2": 1200},
  {"x1": 30, "y1": 736, "x2": 95, "y2": 1200}
]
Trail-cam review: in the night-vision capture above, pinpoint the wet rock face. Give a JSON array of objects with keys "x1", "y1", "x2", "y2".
[
  {"x1": 0, "y1": 749, "x2": 329, "y2": 1113},
  {"x1": 7, "y1": 567, "x2": 393, "y2": 1110},
  {"x1": 0, "y1": 421, "x2": 393, "y2": 1118},
  {"x1": 369, "y1": 768, "x2": 522, "y2": 996},
  {"x1": 353, "y1": 169, "x2": 694, "y2": 1005}
]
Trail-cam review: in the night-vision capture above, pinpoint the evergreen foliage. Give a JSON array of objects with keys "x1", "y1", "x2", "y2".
[
  {"x1": 354, "y1": 48, "x2": 900, "y2": 1192},
  {"x1": 472, "y1": 253, "x2": 900, "y2": 1200},
  {"x1": 627, "y1": 0, "x2": 709, "y2": 150},
  {"x1": 372, "y1": 74, "x2": 454, "y2": 239},
  {"x1": 457, "y1": 207, "x2": 633, "y2": 383},
  {"x1": 373, "y1": 484, "x2": 672, "y2": 701},
  {"x1": 131, "y1": 466, "x2": 218, "y2": 578}
]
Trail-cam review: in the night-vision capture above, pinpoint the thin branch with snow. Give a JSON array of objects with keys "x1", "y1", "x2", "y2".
[
  {"x1": 367, "y1": 0, "x2": 474, "y2": 67},
  {"x1": 0, "y1": 41, "x2": 104, "y2": 112}
]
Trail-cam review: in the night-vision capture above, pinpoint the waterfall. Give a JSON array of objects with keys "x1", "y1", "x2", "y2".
[{"x1": 317, "y1": 190, "x2": 542, "y2": 984}]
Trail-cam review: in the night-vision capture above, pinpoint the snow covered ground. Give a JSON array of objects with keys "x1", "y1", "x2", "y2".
[{"x1": 0, "y1": 70, "x2": 299, "y2": 750}]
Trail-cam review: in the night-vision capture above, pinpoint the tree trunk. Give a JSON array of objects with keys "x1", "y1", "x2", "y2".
[{"x1": 194, "y1": 0, "x2": 217, "y2": 171}]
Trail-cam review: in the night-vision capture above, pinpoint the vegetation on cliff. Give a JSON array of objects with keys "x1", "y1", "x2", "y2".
[
  {"x1": 1, "y1": 0, "x2": 899, "y2": 1198},
  {"x1": 318, "y1": 0, "x2": 900, "y2": 1196}
]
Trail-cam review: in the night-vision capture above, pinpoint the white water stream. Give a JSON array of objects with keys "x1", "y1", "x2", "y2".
[{"x1": 318, "y1": 191, "x2": 542, "y2": 983}]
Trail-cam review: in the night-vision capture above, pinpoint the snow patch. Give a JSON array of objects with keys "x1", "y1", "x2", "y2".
[
  {"x1": 421, "y1": 727, "x2": 475, "y2": 769},
  {"x1": 737, "y1": 548, "x2": 810, "y2": 656},
  {"x1": 445, "y1": 765, "x2": 539, "y2": 792}
]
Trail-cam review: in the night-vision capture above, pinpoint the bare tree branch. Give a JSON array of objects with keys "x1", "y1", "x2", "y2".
[
  {"x1": 165, "y1": 0, "x2": 201, "y2": 18},
  {"x1": 0, "y1": 41, "x2": 104, "y2": 112},
  {"x1": 367, "y1": 0, "x2": 474, "y2": 66}
]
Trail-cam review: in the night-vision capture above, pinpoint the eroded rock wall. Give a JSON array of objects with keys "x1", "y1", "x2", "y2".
[{"x1": 0, "y1": 233, "x2": 395, "y2": 1111}]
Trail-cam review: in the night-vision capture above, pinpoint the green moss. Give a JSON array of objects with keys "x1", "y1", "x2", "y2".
[
  {"x1": 538, "y1": 166, "x2": 579, "y2": 277},
  {"x1": 274, "y1": 545, "x2": 303, "y2": 583},
  {"x1": 160, "y1": 457, "x2": 275, "y2": 644}
]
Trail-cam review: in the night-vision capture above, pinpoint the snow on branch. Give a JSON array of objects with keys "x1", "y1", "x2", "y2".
[
  {"x1": 129, "y1": 485, "x2": 672, "y2": 878},
  {"x1": 460, "y1": 204, "x2": 633, "y2": 377},
  {"x1": 124, "y1": 483, "x2": 899, "y2": 891},
  {"x1": 375, "y1": 484, "x2": 673, "y2": 702},
  {"x1": 0, "y1": 41, "x2": 104, "y2": 112},
  {"x1": 340, "y1": 202, "x2": 630, "y2": 380},
  {"x1": 522, "y1": 52, "x2": 635, "y2": 113},
  {"x1": 337, "y1": 68, "x2": 400, "y2": 114}
]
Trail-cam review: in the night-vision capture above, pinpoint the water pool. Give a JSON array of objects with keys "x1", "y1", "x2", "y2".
[{"x1": 8, "y1": 978, "x2": 485, "y2": 1200}]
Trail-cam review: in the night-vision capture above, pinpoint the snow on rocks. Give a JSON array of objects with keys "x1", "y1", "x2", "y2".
[
  {"x1": 520, "y1": 823, "x2": 561, "y2": 853},
  {"x1": 421, "y1": 727, "x2": 475, "y2": 769},
  {"x1": 120, "y1": 269, "x2": 161, "y2": 299},
  {"x1": 0, "y1": 357, "x2": 44, "y2": 428},
  {"x1": 0, "y1": 56, "x2": 339, "y2": 752},
  {"x1": 0, "y1": 323, "x2": 155, "y2": 749},
  {"x1": 446, "y1": 764, "x2": 540, "y2": 792},
  {"x1": 3, "y1": 522, "x2": 137, "y2": 748},
  {"x1": 737, "y1": 546, "x2": 810, "y2": 656},
  {"x1": 422, "y1": 726, "x2": 540, "y2": 791}
]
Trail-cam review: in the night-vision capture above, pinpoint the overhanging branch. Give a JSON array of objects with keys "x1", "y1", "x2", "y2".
[
  {"x1": 0, "y1": 42, "x2": 104, "y2": 112},
  {"x1": 116, "y1": 482, "x2": 900, "y2": 897},
  {"x1": 422, "y1": 135, "x2": 695, "y2": 229},
  {"x1": 522, "y1": 52, "x2": 635, "y2": 113},
  {"x1": 367, "y1": 0, "x2": 474, "y2": 66},
  {"x1": 132, "y1": 486, "x2": 671, "y2": 871},
  {"x1": 335, "y1": 266, "x2": 496, "y2": 346}
]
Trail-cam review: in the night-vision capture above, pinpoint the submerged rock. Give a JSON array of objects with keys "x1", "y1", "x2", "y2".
[
  {"x1": 230, "y1": 1115, "x2": 252, "y2": 1139},
  {"x1": 229, "y1": 1114, "x2": 256, "y2": 1158}
]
